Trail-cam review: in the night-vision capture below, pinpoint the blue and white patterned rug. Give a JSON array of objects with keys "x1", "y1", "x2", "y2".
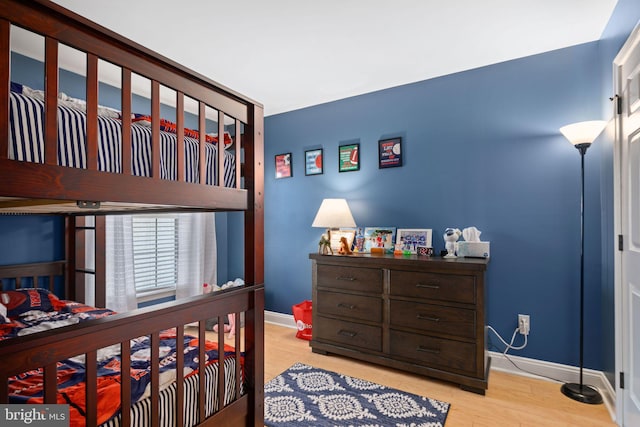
[{"x1": 264, "y1": 362, "x2": 450, "y2": 427}]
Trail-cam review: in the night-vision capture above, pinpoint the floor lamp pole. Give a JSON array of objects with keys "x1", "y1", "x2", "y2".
[{"x1": 560, "y1": 143, "x2": 603, "y2": 404}]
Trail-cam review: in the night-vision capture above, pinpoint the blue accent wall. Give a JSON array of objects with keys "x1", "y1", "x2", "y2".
[
  {"x1": 226, "y1": 211, "x2": 245, "y2": 281},
  {"x1": 215, "y1": 212, "x2": 245, "y2": 283},
  {"x1": 0, "y1": 216, "x2": 64, "y2": 264},
  {"x1": 261, "y1": 3, "x2": 637, "y2": 371}
]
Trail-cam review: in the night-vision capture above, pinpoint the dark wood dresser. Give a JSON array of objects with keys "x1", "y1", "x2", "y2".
[{"x1": 309, "y1": 252, "x2": 490, "y2": 394}]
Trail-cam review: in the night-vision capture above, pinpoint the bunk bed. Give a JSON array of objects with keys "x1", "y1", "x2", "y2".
[{"x1": 0, "y1": 1, "x2": 265, "y2": 426}]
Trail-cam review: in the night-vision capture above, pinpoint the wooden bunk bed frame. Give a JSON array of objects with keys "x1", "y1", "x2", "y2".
[{"x1": 0, "y1": 1, "x2": 265, "y2": 426}]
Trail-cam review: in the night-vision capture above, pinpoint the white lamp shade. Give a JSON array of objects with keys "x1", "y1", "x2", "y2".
[
  {"x1": 559, "y1": 120, "x2": 607, "y2": 146},
  {"x1": 312, "y1": 198, "x2": 356, "y2": 228}
]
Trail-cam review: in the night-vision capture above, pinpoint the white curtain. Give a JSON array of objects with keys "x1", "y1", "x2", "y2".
[
  {"x1": 176, "y1": 212, "x2": 217, "y2": 300},
  {"x1": 105, "y1": 212, "x2": 217, "y2": 310},
  {"x1": 105, "y1": 215, "x2": 137, "y2": 312}
]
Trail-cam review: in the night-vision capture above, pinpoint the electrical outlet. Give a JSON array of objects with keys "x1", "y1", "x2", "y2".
[{"x1": 518, "y1": 314, "x2": 530, "y2": 335}]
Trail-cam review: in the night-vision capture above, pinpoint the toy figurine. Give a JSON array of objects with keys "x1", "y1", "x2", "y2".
[
  {"x1": 318, "y1": 233, "x2": 333, "y2": 255},
  {"x1": 338, "y1": 236, "x2": 352, "y2": 255},
  {"x1": 443, "y1": 228, "x2": 461, "y2": 258}
]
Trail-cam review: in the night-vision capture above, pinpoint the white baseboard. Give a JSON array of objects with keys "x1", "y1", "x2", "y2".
[
  {"x1": 489, "y1": 351, "x2": 616, "y2": 422},
  {"x1": 264, "y1": 310, "x2": 617, "y2": 424},
  {"x1": 265, "y1": 310, "x2": 297, "y2": 329}
]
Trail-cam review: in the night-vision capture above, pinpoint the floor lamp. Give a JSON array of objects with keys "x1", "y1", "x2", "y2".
[{"x1": 559, "y1": 120, "x2": 607, "y2": 404}]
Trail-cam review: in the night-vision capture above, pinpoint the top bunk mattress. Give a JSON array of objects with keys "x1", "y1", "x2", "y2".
[{"x1": 8, "y1": 87, "x2": 236, "y2": 188}]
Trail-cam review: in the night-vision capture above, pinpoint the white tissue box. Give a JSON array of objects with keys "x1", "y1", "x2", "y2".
[{"x1": 457, "y1": 241, "x2": 490, "y2": 258}]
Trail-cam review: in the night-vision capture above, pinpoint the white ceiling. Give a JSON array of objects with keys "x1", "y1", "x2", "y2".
[{"x1": 49, "y1": 0, "x2": 618, "y2": 117}]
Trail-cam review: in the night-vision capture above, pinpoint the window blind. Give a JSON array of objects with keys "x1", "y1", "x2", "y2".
[{"x1": 132, "y1": 215, "x2": 178, "y2": 292}]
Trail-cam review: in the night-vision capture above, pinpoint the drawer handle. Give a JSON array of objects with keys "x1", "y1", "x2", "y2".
[
  {"x1": 417, "y1": 314, "x2": 440, "y2": 322},
  {"x1": 416, "y1": 283, "x2": 440, "y2": 289},
  {"x1": 336, "y1": 276, "x2": 356, "y2": 281},
  {"x1": 417, "y1": 345, "x2": 440, "y2": 354},
  {"x1": 338, "y1": 329, "x2": 357, "y2": 338},
  {"x1": 337, "y1": 303, "x2": 356, "y2": 310}
]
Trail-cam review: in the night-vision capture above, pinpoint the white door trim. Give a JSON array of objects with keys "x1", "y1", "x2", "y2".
[{"x1": 613, "y1": 18, "x2": 640, "y2": 427}]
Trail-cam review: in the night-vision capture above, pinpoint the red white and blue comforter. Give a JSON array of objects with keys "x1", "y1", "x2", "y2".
[{"x1": 1, "y1": 296, "x2": 237, "y2": 427}]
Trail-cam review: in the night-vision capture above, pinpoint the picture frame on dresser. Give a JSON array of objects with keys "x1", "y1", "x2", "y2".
[
  {"x1": 329, "y1": 228, "x2": 356, "y2": 253},
  {"x1": 363, "y1": 227, "x2": 396, "y2": 253},
  {"x1": 396, "y1": 228, "x2": 433, "y2": 254}
]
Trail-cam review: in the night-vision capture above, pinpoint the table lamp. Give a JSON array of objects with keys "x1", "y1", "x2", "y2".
[{"x1": 312, "y1": 198, "x2": 356, "y2": 254}]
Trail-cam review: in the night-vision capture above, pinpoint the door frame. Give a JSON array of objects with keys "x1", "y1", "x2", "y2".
[{"x1": 614, "y1": 19, "x2": 640, "y2": 427}]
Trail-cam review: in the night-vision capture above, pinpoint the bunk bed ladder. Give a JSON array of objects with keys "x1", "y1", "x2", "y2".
[{"x1": 66, "y1": 215, "x2": 106, "y2": 306}]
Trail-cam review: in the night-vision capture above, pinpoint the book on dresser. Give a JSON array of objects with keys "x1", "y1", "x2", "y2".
[{"x1": 309, "y1": 252, "x2": 490, "y2": 394}]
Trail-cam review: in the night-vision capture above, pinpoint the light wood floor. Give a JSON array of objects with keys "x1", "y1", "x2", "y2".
[{"x1": 264, "y1": 322, "x2": 616, "y2": 427}]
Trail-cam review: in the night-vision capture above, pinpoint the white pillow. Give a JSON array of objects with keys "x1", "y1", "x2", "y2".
[
  {"x1": 21, "y1": 84, "x2": 45, "y2": 101},
  {"x1": 58, "y1": 92, "x2": 122, "y2": 118}
]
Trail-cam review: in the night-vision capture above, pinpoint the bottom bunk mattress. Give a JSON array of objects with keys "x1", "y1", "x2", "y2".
[
  {"x1": 101, "y1": 357, "x2": 243, "y2": 427},
  {"x1": 0, "y1": 288, "x2": 243, "y2": 427}
]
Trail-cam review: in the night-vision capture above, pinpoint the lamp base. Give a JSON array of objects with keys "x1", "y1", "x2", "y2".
[{"x1": 561, "y1": 382, "x2": 603, "y2": 404}]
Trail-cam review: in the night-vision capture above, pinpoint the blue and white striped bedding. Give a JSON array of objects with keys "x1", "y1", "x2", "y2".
[
  {"x1": 101, "y1": 357, "x2": 244, "y2": 427},
  {"x1": 8, "y1": 91, "x2": 236, "y2": 188}
]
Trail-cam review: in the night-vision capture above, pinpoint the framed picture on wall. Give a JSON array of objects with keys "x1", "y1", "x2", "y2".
[
  {"x1": 339, "y1": 143, "x2": 359, "y2": 172},
  {"x1": 378, "y1": 137, "x2": 402, "y2": 168},
  {"x1": 396, "y1": 228, "x2": 433, "y2": 254},
  {"x1": 275, "y1": 153, "x2": 292, "y2": 179},
  {"x1": 305, "y1": 148, "x2": 323, "y2": 175}
]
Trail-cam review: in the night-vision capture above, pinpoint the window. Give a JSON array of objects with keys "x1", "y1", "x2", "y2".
[
  {"x1": 132, "y1": 215, "x2": 178, "y2": 294},
  {"x1": 105, "y1": 212, "x2": 215, "y2": 312}
]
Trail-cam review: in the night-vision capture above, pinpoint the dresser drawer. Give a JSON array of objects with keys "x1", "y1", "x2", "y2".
[
  {"x1": 389, "y1": 300, "x2": 475, "y2": 339},
  {"x1": 317, "y1": 290, "x2": 382, "y2": 322},
  {"x1": 389, "y1": 329, "x2": 476, "y2": 373},
  {"x1": 389, "y1": 270, "x2": 475, "y2": 304},
  {"x1": 317, "y1": 264, "x2": 382, "y2": 293},
  {"x1": 315, "y1": 316, "x2": 382, "y2": 351}
]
